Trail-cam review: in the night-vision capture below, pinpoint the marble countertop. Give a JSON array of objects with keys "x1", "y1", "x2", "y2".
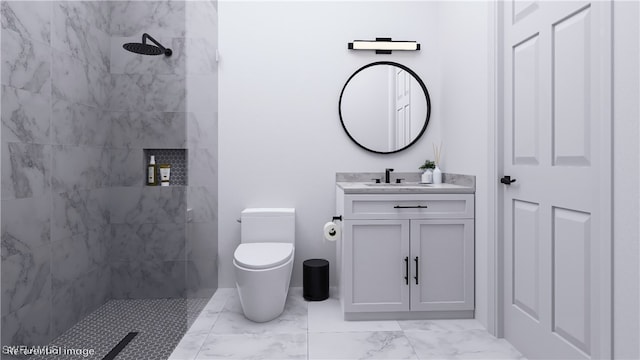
[
  {"x1": 336, "y1": 181, "x2": 475, "y2": 194},
  {"x1": 336, "y1": 172, "x2": 476, "y2": 194},
  {"x1": 335, "y1": 172, "x2": 476, "y2": 194}
]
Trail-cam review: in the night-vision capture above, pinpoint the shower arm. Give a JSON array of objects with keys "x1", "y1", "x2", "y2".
[{"x1": 142, "y1": 33, "x2": 168, "y2": 52}]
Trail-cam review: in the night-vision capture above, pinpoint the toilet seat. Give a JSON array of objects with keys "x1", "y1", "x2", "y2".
[{"x1": 234, "y1": 243, "x2": 293, "y2": 270}]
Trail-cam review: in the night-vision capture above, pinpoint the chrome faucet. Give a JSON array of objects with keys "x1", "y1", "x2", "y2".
[{"x1": 384, "y1": 168, "x2": 394, "y2": 183}]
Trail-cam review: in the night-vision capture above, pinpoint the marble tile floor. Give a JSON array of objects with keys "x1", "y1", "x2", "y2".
[
  {"x1": 170, "y1": 288, "x2": 525, "y2": 360},
  {"x1": 3, "y1": 298, "x2": 208, "y2": 360}
]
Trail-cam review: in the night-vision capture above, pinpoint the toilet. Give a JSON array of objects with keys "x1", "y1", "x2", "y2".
[{"x1": 233, "y1": 208, "x2": 295, "y2": 322}]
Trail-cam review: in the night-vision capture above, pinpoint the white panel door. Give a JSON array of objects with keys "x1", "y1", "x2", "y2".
[
  {"x1": 342, "y1": 220, "x2": 410, "y2": 312},
  {"x1": 395, "y1": 68, "x2": 411, "y2": 148},
  {"x1": 502, "y1": 1, "x2": 611, "y2": 359}
]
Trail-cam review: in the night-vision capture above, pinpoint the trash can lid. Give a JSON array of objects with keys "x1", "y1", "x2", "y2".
[{"x1": 303, "y1": 259, "x2": 329, "y2": 268}]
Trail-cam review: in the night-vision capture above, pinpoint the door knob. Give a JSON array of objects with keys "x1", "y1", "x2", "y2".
[{"x1": 500, "y1": 176, "x2": 516, "y2": 185}]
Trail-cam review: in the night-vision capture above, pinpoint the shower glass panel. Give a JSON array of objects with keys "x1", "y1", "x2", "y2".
[{"x1": 0, "y1": 1, "x2": 218, "y2": 357}]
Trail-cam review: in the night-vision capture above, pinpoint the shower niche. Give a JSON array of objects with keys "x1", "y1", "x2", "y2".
[{"x1": 144, "y1": 149, "x2": 188, "y2": 186}]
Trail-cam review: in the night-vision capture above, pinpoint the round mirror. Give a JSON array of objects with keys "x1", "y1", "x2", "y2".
[{"x1": 339, "y1": 61, "x2": 431, "y2": 154}]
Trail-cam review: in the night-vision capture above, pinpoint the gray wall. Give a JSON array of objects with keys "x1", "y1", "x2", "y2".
[
  {"x1": 435, "y1": 0, "x2": 492, "y2": 330},
  {"x1": 217, "y1": 1, "x2": 442, "y2": 289},
  {"x1": 613, "y1": 1, "x2": 640, "y2": 358},
  {"x1": 1, "y1": 0, "x2": 112, "y2": 345}
]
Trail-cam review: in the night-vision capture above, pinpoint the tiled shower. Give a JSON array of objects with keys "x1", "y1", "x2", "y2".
[{"x1": 1, "y1": 0, "x2": 218, "y2": 353}]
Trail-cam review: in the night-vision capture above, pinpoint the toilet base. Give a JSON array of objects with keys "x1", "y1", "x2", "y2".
[{"x1": 233, "y1": 256, "x2": 293, "y2": 322}]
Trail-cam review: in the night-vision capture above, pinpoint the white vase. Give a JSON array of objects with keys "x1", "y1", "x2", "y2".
[
  {"x1": 433, "y1": 165, "x2": 442, "y2": 184},
  {"x1": 421, "y1": 169, "x2": 433, "y2": 184}
]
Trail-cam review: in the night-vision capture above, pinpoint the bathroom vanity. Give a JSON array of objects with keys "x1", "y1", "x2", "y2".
[{"x1": 335, "y1": 173, "x2": 475, "y2": 320}]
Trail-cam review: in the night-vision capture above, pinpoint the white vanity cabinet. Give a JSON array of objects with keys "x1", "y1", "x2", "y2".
[
  {"x1": 342, "y1": 219, "x2": 411, "y2": 312},
  {"x1": 409, "y1": 218, "x2": 474, "y2": 312},
  {"x1": 336, "y1": 190, "x2": 475, "y2": 320}
]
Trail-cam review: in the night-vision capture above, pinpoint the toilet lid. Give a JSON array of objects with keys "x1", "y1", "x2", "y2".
[{"x1": 234, "y1": 243, "x2": 294, "y2": 270}]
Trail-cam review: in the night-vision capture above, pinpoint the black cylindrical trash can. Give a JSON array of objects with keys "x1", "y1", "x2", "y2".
[{"x1": 303, "y1": 259, "x2": 329, "y2": 301}]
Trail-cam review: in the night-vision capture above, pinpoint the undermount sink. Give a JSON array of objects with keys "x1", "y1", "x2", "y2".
[{"x1": 365, "y1": 182, "x2": 432, "y2": 187}]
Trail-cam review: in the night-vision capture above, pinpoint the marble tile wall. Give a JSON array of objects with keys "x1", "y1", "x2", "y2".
[
  {"x1": 1, "y1": 0, "x2": 112, "y2": 347},
  {"x1": 106, "y1": 1, "x2": 191, "y2": 300},
  {"x1": 0, "y1": 0, "x2": 40, "y2": 344},
  {"x1": 107, "y1": 185, "x2": 187, "y2": 299},
  {"x1": 1, "y1": 0, "x2": 218, "y2": 348},
  {"x1": 49, "y1": 0, "x2": 112, "y2": 341}
]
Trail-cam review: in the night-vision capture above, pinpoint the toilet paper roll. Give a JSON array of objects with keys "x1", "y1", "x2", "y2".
[{"x1": 323, "y1": 222, "x2": 340, "y2": 242}]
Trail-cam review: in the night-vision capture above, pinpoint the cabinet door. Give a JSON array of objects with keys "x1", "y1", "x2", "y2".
[
  {"x1": 343, "y1": 220, "x2": 410, "y2": 312},
  {"x1": 409, "y1": 219, "x2": 474, "y2": 311}
]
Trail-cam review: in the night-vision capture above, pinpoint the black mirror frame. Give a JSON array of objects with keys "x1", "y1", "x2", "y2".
[{"x1": 338, "y1": 61, "x2": 431, "y2": 154}]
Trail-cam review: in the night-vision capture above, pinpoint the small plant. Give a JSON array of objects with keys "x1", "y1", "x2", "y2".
[{"x1": 419, "y1": 160, "x2": 436, "y2": 171}]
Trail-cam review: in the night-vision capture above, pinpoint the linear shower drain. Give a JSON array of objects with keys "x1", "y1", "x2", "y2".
[{"x1": 101, "y1": 332, "x2": 138, "y2": 360}]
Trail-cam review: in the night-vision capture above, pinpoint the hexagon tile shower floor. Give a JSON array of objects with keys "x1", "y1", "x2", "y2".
[{"x1": 24, "y1": 298, "x2": 208, "y2": 360}]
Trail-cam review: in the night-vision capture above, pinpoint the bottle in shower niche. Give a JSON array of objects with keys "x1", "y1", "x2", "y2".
[{"x1": 147, "y1": 155, "x2": 157, "y2": 185}]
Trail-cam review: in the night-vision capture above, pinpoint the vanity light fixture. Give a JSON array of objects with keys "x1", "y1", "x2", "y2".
[{"x1": 348, "y1": 38, "x2": 420, "y2": 54}]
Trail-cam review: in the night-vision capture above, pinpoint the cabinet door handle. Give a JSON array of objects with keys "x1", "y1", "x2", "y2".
[
  {"x1": 414, "y1": 256, "x2": 419, "y2": 285},
  {"x1": 404, "y1": 257, "x2": 409, "y2": 285},
  {"x1": 393, "y1": 205, "x2": 428, "y2": 209}
]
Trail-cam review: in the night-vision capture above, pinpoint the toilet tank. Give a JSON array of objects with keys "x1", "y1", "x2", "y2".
[{"x1": 241, "y1": 208, "x2": 295, "y2": 244}]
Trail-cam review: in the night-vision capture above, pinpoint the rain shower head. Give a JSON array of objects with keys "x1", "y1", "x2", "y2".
[
  {"x1": 123, "y1": 43, "x2": 164, "y2": 55},
  {"x1": 123, "y1": 33, "x2": 172, "y2": 56}
]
